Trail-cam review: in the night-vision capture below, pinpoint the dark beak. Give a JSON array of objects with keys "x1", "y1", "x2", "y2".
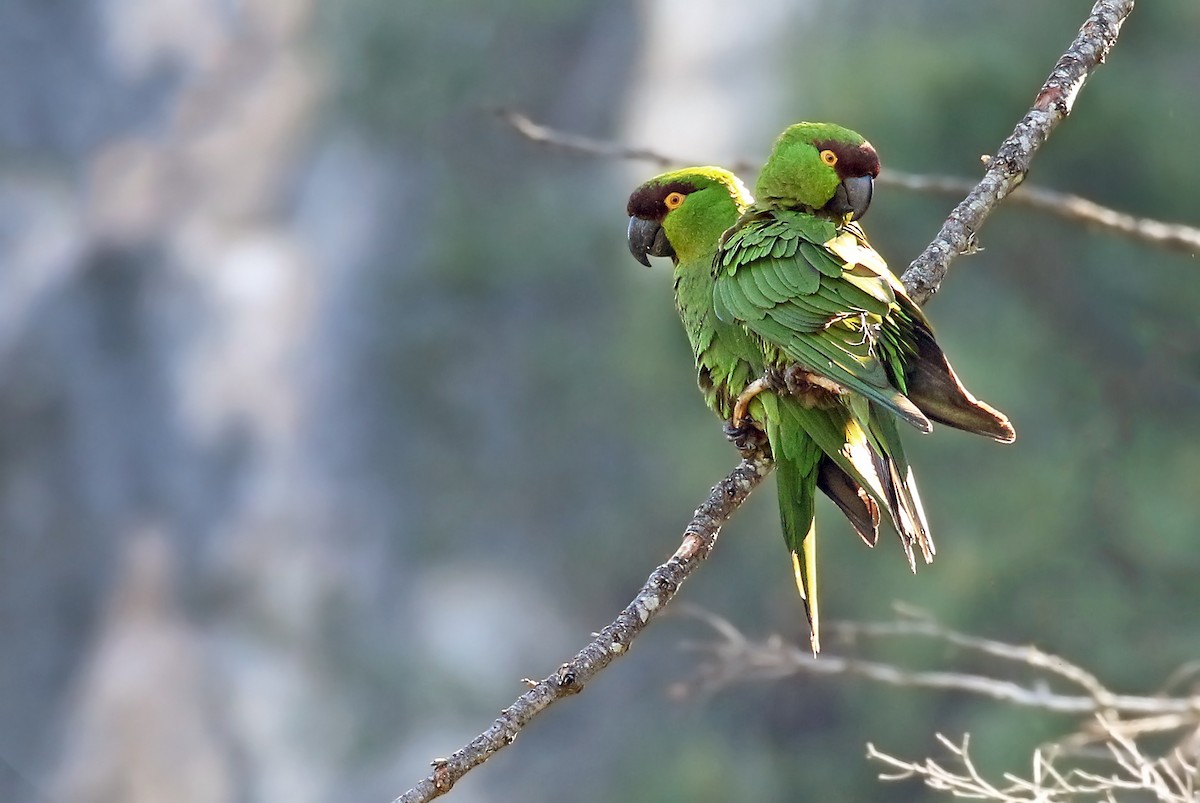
[
  {"x1": 627, "y1": 216, "x2": 674, "y2": 266},
  {"x1": 826, "y1": 174, "x2": 874, "y2": 221}
]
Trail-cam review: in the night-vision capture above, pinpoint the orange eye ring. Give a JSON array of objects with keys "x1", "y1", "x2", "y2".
[
  {"x1": 819, "y1": 149, "x2": 838, "y2": 166},
  {"x1": 664, "y1": 191, "x2": 686, "y2": 210}
]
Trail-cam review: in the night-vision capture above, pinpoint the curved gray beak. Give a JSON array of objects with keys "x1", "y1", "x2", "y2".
[
  {"x1": 826, "y1": 174, "x2": 874, "y2": 221},
  {"x1": 627, "y1": 216, "x2": 674, "y2": 266}
]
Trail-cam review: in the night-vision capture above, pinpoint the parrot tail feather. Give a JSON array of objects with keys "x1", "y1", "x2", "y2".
[
  {"x1": 907, "y1": 330, "x2": 1016, "y2": 443},
  {"x1": 768, "y1": 407, "x2": 823, "y2": 654},
  {"x1": 817, "y1": 458, "x2": 880, "y2": 547},
  {"x1": 791, "y1": 542, "x2": 819, "y2": 655},
  {"x1": 868, "y1": 406, "x2": 935, "y2": 570}
]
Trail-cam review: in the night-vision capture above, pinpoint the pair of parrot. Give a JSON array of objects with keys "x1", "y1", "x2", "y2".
[{"x1": 626, "y1": 122, "x2": 1014, "y2": 653}]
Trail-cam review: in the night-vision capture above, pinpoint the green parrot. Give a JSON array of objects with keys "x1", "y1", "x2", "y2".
[
  {"x1": 627, "y1": 125, "x2": 1015, "y2": 651},
  {"x1": 627, "y1": 167, "x2": 921, "y2": 651},
  {"x1": 709, "y1": 121, "x2": 1015, "y2": 647}
]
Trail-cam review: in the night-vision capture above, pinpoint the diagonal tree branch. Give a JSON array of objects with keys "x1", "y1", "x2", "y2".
[
  {"x1": 393, "y1": 448, "x2": 772, "y2": 803},
  {"x1": 901, "y1": 0, "x2": 1136, "y2": 304},
  {"x1": 395, "y1": 2, "x2": 1138, "y2": 800}
]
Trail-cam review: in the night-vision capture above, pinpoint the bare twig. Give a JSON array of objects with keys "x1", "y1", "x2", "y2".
[
  {"x1": 499, "y1": 108, "x2": 726, "y2": 171},
  {"x1": 868, "y1": 719, "x2": 1199, "y2": 802},
  {"x1": 901, "y1": 0, "x2": 1136, "y2": 304},
  {"x1": 1051, "y1": 713, "x2": 1200, "y2": 763},
  {"x1": 393, "y1": 448, "x2": 772, "y2": 803},
  {"x1": 829, "y1": 616, "x2": 1119, "y2": 710},
  {"x1": 682, "y1": 608, "x2": 1200, "y2": 798},
  {"x1": 884, "y1": 169, "x2": 1200, "y2": 255},
  {"x1": 674, "y1": 610, "x2": 1200, "y2": 719}
]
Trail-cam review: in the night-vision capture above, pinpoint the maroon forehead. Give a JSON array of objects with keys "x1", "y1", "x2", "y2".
[
  {"x1": 815, "y1": 139, "x2": 880, "y2": 179},
  {"x1": 626, "y1": 180, "x2": 695, "y2": 219}
]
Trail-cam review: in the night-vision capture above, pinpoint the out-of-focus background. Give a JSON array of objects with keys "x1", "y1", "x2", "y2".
[{"x1": 1, "y1": 1, "x2": 1197, "y2": 801}]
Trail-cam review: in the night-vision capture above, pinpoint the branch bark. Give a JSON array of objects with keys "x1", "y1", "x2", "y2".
[
  {"x1": 393, "y1": 449, "x2": 772, "y2": 803},
  {"x1": 900, "y1": 0, "x2": 1136, "y2": 304},
  {"x1": 395, "y1": 2, "x2": 1138, "y2": 799}
]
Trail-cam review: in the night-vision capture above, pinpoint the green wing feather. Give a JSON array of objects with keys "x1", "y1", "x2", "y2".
[
  {"x1": 834, "y1": 223, "x2": 1015, "y2": 442},
  {"x1": 714, "y1": 211, "x2": 931, "y2": 432}
]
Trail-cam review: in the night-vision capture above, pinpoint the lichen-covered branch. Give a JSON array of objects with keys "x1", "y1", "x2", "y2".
[
  {"x1": 392, "y1": 448, "x2": 772, "y2": 803},
  {"x1": 900, "y1": 0, "x2": 1136, "y2": 304}
]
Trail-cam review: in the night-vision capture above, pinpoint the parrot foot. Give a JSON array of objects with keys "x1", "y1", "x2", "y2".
[
  {"x1": 731, "y1": 376, "x2": 772, "y2": 430},
  {"x1": 777, "y1": 365, "x2": 846, "y2": 408},
  {"x1": 723, "y1": 418, "x2": 767, "y2": 453}
]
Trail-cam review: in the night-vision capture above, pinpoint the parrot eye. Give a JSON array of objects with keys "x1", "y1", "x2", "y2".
[
  {"x1": 663, "y1": 192, "x2": 686, "y2": 210},
  {"x1": 819, "y1": 149, "x2": 838, "y2": 167}
]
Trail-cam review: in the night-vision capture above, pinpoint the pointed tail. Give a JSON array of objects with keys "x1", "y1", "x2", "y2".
[
  {"x1": 817, "y1": 458, "x2": 880, "y2": 547},
  {"x1": 866, "y1": 403, "x2": 934, "y2": 570},
  {"x1": 901, "y1": 305, "x2": 1016, "y2": 443},
  {"x1": 761, "y1": 394, "x2": 824, "y2": 654},
  {"x1": 790, "y1": 525, "x2": 819, "y2": 654},
  {"x1": 777, "y1": 395, "x2": 900, "y2": 560}
]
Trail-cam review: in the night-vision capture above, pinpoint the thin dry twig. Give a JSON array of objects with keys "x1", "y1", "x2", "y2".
[
  {"x1": 829, "y1": 616, "x2": 1119, "y2": 711},
  {"x1": 868, "y1": 718, "x2": 1199, "y2": 802},
  {"x1": 884, "y1": 169, "x2": 1200, "y2": 256},
  {"x1": 681, "y1": 607, "x2": 1200, "y2": 798},
  {"x1": 393, "y1": 448, "x2": 772, "y2": 803},
  {"x1": 499, "y1": 108, "x2": 723, "y2": 171},
  {"x1": 674, "y1": 609, "x2": 1200, "y2": 720}
]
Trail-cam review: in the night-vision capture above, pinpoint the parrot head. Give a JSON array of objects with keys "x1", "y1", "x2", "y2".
[
  {"x1": 755, "y1": 122, "x2": 880, "y2": 222},
  {"x1": 626, "y1": 167, "x2": 751, "y2": 267}
]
